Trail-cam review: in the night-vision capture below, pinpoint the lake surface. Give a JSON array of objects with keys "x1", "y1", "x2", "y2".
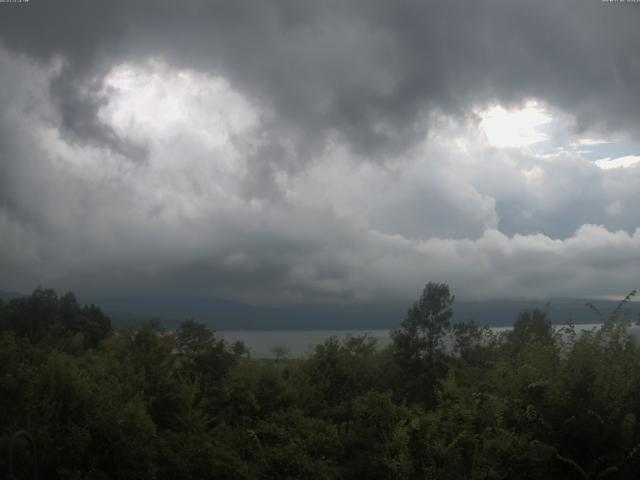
[
  {"x1": 220, "y1": 323, "x2": 640, "y2": 358},
  {"x1": 221, "y1": 330, "x2": 393, "y2": 358}
]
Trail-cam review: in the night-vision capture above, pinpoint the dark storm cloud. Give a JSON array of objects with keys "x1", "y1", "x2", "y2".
[{"x1": 1, "y1": 0, "x2": 639, "y2": 159}]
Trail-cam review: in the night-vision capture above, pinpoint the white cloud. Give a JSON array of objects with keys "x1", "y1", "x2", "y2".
[
  {"x1": 595, "y1": 155, "x2": 640, "y2": 170},
  {"x1": 478, "y1": 101, "x2": 552, "y2": 148},
  {"x1": 575, "y1": 138, "x2": 611, "y2": 146},
  {"x1": 99, "y1": 61, "x2": 259, "y2": 145}
]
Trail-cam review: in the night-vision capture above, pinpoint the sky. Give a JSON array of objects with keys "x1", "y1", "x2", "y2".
[{"x1": 0, "y1": 0, "x2": 639, "y2": 308}]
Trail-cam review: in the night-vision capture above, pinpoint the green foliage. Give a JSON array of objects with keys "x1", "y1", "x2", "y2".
[
  {"x1": 392, "y1": 282, "x2": 455, "y2": 405},
  {"x1": 304, "y1": 334, "x2": 391, "y2": 409},
  {"x1": 2, "y1": 284, "x2": 640, "y2": 479},
  {"x1": 0, "y1": 288, "x2": 111, "y2": 348},
  {"x1": 508, "y1": 308, "x2": 554, "y2": 355}
]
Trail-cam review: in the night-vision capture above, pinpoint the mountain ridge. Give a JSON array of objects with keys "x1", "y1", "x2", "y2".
[{"x1": 3, "y1": 289, "x2": 638, "y2": 331}]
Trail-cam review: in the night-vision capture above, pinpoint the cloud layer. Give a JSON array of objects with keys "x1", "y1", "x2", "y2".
[{"x1": 1, "y1": 1, "x2": 639, "y2": 306}]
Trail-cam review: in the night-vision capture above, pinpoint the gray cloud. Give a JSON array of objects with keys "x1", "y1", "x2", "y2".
[
  {"x1": 1, "y1": 1, "x2": 639, "y2": 306},
  {"x1": 2, "y1": 1, "x2": 640, "y2": 157}
]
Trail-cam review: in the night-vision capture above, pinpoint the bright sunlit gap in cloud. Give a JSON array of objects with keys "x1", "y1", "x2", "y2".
[
  {"x1": 99, "y1": 60, "x2": 258, "y2": 148},
  {"x1": 478, "y1": 100, "x2": 552, "y2": 148},
  {"x1": 595, "y1": 155, "x2": 640, "y2": 170},
  {"x1": 90, "y1": 60, "x2": 265, "y2": 219}
]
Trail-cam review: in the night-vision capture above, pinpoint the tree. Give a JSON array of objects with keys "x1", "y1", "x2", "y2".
[
  {"x1": 175, "y1": 320, "x2": 238, "y2": 416},
  {"x1": 452, "y1": 320, "x2": 491, "y2": 365},
  {"x1": 0, "y1": 288, "x2": 111, "y2": 348},
  {"x1": 392, "y1": 282, "x2": 454, "y2": 405},
  {"x1": 176, "y1": 319, "x2": 215, "y2": 356},
  {"x1": 270, "y1": 344, "x2": 290, "y2": 362},
  {"x1": 508, "y1": 308, "x2": 553, "y2": 355}
]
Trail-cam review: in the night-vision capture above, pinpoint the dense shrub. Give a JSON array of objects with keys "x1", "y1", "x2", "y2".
[{"x1": 1, "y1": 286, "x2": 639, "y2": 479}]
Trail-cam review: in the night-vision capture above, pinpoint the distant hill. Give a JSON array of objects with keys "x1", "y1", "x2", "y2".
[
  {"x1": 4, "y1": 288, "x2": 638, "y2": 330},
  {"x1": 0, "y1": 289, "x2": 25, "y2": 302},
  {"x1": 455, "y1": 298, "x2": 640, "y2": 327},
  {"x1": 94, "y1": 295, "x2": 400, "y2": 331},
  {"x1": 93, "y1": 295, "x2": 640, "y2": 331}
]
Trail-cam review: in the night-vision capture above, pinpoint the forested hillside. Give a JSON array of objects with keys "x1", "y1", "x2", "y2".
[{"x1": 2, "y1": 285, "x2": 640, "y2": 479}]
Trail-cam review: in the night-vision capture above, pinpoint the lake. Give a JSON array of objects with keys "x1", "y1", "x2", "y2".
[{"x1": 220, "y1": 323, "x2": 640, "y2": 358}]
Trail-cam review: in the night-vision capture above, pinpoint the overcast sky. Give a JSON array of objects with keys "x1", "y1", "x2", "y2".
[{"x1": 1, "y1": 0, "x2": 639, "y2": 307}]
